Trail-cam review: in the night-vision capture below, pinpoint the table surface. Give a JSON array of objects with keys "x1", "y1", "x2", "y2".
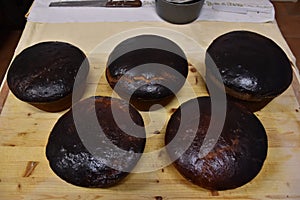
[{"x1": 0, "y1": 20, "x2": 300, "y2": 200}]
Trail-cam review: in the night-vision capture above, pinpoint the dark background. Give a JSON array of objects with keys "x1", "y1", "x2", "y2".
[
  {"x1": 0, "y1": 0, "x2": 34, "y2": 30},
  {"x1": 0, "y1": 0, "x2": 34, "y2": 83}
]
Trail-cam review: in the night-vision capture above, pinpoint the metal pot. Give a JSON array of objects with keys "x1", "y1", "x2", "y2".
[{"x1": 155, "y1": 0, "x2": 204, "y2": 24}]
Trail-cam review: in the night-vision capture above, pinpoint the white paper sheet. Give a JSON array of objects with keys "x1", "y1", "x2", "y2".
[{"x1": 27, "y1": 0, "x2": 275, "y2": 23}]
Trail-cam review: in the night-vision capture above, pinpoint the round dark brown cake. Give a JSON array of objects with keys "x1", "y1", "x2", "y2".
[
  {"x1": 7, "y1": 41, "x2": 89, "y2": 112},
  {"x1": 205, "y1": 31, "x2": 292, "y2": 110},
  {"x1": 106, "y1": 34, "x2": 188, "y2": 110},
  {"x1": 46, "y1": 96, "x2": 146, "y2": 188},
  {"x1": 165, "y1": 96, "x2": 268, "y2": 191}
]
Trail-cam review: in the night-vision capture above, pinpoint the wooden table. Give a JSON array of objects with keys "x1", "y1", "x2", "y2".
[{"x1": 0, "y1": 21, "x2": 299, "y2": 200}]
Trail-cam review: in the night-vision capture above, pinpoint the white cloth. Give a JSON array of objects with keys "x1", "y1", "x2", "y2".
[{"x1": 28, "y1": 0, "x2": 275, "y2": 23}]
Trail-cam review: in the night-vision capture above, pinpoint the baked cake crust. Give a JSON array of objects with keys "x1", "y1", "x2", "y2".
[
  {"x1": 46, "y1": 96, "x2": 146, "y2": 188},
  {"x1": 206, "y1": 31, "x2": 292, "y2": 102},
  {"x1": 7, "y1": 41, "x2": 89, "y2": 112},
  {"x1": 165, "y1": 96, "x2": 268, "y2": 190},
  {"x1": 106, "y1": 35, "x2": 188, "y2": 110}
]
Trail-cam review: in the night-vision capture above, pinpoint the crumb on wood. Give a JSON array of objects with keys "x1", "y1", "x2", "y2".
[
  {"x1": 190, "y1": 67, "x2": 197, "y2": 73},
  {"x1": 18, "y1": 132, "x2": 28, "y2": 136},
  {"x1": 155, "y1": 196, "x2": 163, "y2": 200},
  {"x1": 211, "y1": 190, "x2": 219, "y2": 196},
  {"x1": 170, "y1": 108, "x2": 177, "y2": 114}
]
